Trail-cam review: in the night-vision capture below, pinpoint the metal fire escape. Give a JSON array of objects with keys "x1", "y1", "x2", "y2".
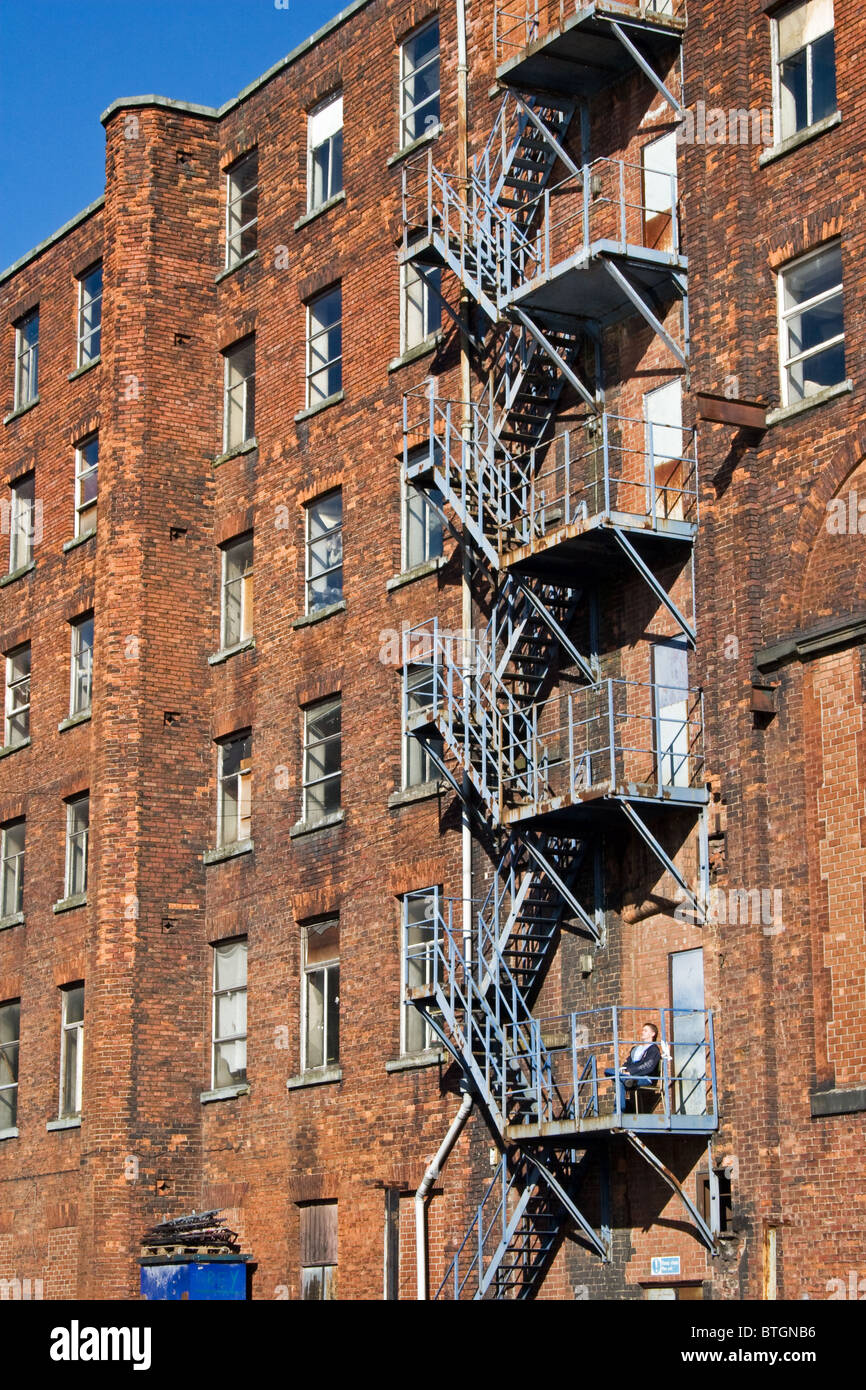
[{"x1": 400, "y1": 1, "x2": 716, "y2": 1298}]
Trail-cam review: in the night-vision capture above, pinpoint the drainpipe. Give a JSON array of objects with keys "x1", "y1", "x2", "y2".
[
  {"x1": 416, "y1": 1087, "x2": 473, "y2": 1299},
  {"x1": 456, "y1": 0, "x2": 474, "y2": 965}
]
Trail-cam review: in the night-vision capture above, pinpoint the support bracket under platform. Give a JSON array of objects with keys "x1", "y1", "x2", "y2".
[
  {"x1": 624, "y1": 1131, "x2": 717, "y2": 1255},
  {"x1": 601, "y1": 259, "x2": 687, "y2": 369},
  {"x1": 531, "y1": 1152, "x2": 610, "y2": 1261},
  {"x1": 511, "y1": 306, "x2": 598, "y2": 411},
  {"x1": 611, "y1": 527, "x2": 696, "y2": 646},
  {"x1": 609, "y1": 21, "x2": 683, "y2": 117},
  {"x1": 517, "y1": 579, "x2": 599, "y2": 683},
  {"x1": 521, "y1": 831, "x2": 601, "y2": 943},
  {"x1": 620, "y1": 801, "x2": 705, "y2": 924}
]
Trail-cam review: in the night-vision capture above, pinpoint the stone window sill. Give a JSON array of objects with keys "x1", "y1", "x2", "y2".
[
  {"x1": 295, "y1": 391, "x2": 344, "y2": 423},
  {"x1": 208, "y1": 637, "x2": 255, "y2": 666},
  {"x1": 292, "y1": 600, "x2": 346, "y2": 629},
  {"x1": 214, "y1": 438, "x2": 257, "y2": 467},
  {"x1": 3, "y1": 396, "x2": 40, "y2": 426},
  {"x1": 766, "y1": 379, "x2": 852, "y2": 427},
  {"x1": 811, "y1": 1085, "x2": 866, "y2": 1118},
  {"x1": 286, "y1": 1065, "x2": 342, "y2": 1090},
  {"x1": 53, "y1": 893, "x2": 87, "y2": 915},
  {"x1": 0, "y1": 1127, "x2": 18, "y2": 1141},
  {"x1": 63, "y1": 528, "x2": 97, "y2": 553},
  {"x1": 387, "y1": 123, "x2": 443, "y2": 168},
  {"x1": 294, "y1": 191, "x2": 346, "y2": 231},
  {"x1": 200, "y1": 1083, "x2": 250, "y2": 1104},
  {"x1": 59, "y1": 711, "x2": 91, "y2": 733},
  {"x1": 385, "y1": 1049, "x2": 446, "y2": 1074},
  {"x1": 290, "y1": 811, "x2": 344, "y2": 839},
  {"x1": 47, "y1": 1117, "x2": 81, "y2": 1131},
  {"x1": 203, "y1": 839, "x2": 254, "y2": 866},
  {"x1": 0, "y1": 738, "x2": 31, "y2": 761},
  {"x1": 386, "y1": 556, "x2": 447, "y2": 592},
  {"x1": 0, "y1": 911, "x2": 24, "y2": 931},
  {"x1": 387, "y1": 780, "x2": 444, "y2": 809},
  {"x1": 0, "y1": 560, "x2": 35, "y2": 587},
  {"x1": 387, "y1": 333, "x2": 444, "y2": 374},
  {"x1": 215, "y1": 250, "x2": 259, "y2": 282},
  {"x1": 68, "y1": 357, "x2": 101, "y2": 382},
  {"x1": 758, "y1": 111, "x2": 842, "y2": 168}
]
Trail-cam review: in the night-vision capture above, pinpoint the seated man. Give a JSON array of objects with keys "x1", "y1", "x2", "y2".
[{"x1": 604, "y1": 1022, "x2": 661, "y2": 1114}]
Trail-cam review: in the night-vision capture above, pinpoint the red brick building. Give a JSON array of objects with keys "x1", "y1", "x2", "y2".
[{"x1": 0, "y1": 0, "x2": 861, "y2": 1301}]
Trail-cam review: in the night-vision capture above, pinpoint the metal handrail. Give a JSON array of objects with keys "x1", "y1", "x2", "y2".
[{"x1": 495, "y1": 0, "x2": 687, "y2": 65}]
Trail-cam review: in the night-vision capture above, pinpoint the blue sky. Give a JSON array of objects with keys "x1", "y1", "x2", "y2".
[{"x1": 0, "y1": 0, "x2": 354, "y2": 272}]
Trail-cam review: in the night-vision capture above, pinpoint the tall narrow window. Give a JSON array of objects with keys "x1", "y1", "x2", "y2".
[
  {"x1": 4, "y1": 644, "x2": 30, "y2": 748},
  {"x1": 403, "y1": 473, "x2": 443, "y2": 570},
  {"x1": 401, "y1": 263, "x2": 441, "y2": 353},
  {"x1": 64, "y1": 794, "x2": 89, "y2": 899},
  {"x1": 13, "y1": 310, "x2": 38, "y2": 409},
  {"x1": 212, "y1": 938, "x2": 248, "y2": 1089},
  {"x1": 221, "y1": 534, "x2": 254, "y2": 648},
  {"x1": 306, "y1": 286, "x2": 342, "y2": 407},
  {"x1": 223, "y1": 336, "x2": 256, "y2": 452},
  {"x1": 401, "y1": 888, "x2": 440, "y2": 1054},
  {"x1": 74, "y1": 435, "x2": 98, "y2": 537},
  {"x1": 0, "y1": 1000, "x2": 19, "y2": 1132},
  {"x1": 400, "y1": 20, "x2": 440, "y2": 147},
  {"x1": 9, "y1": 473, "x2": 35, "y2": 573},
  {"x1": 779, "y1": 242, "x2": 844, "y2": 405},
  {"x1": 308, "y1": 95, "x2": 343, "y2": 212},
  {"x1": 70, "y1": 613, "x2": 94, "y2": 718},
  {"x1": 303, "y1": 920, "x2": 340, "y2": 1070},
  {"x1": 303, "y1": 698, "x2": 341, "y2": 824},
  {"x1": 300, "y1": 1203, "x2": 338, "y2": 1300},
  {"x1": 77, "y1": 264, "x2": 103, "y2": 366},
  {"x1": 774, "y1": 0, "x2": 836, "y2": 142},
  {"x1": 403, "y1": 666, "x2": 442, "y2": 790},
  {"x1": 305, "y1": 491, "x2": 343, "y2": 614},
  {"x1": 225, "y1": 151, "x2": 258, "y2": 268},
  {"x1": 59, "y1": 984, "x2": 84, "y2": 1120},
  {"x1": 218, "y1": 732, "x2": 252, "y2": 847},
  {"x1": 0, "y1": 821, "x2": 25, "y2": 919}
]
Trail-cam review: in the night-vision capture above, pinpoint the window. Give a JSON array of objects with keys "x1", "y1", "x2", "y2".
[
  {"x1": 303, "y1": 698, "x2": 341, "y2": 823},
  {"x1": 305, "y1": 491, "x2": 343, "y2": 614},
  {"x1": 1, "y1": 820, "x2": 25, "y2": 919},
  {"x1": 308, "y1": 95, "x2": 343, "y2": 211},
  {"x1": 70, "y1": 613, "x2": 94, "y2": 718},
  {"x1": 59, "y1": 985, "x2": 84, "y2": 1119},
  {"x1": 64, "y1": 794, "x2": 89, "y2": 899},
  {"x1": 13, "y1": 310, "x2": 38, "y2": 409},
  {"x1": 9, "y1": 473, "x2": 35, "y2": 573},
  {"x1": 774, "y1": 0, "x2": 835, "y2": 142},
  {"x1": 74, "y1": 435, "x2": 98, "y2": 537},
  {"x1": 401, "y1": 887, "x2": 440, "y2": 1054},
  {"x1": 218, "y1": 732, "x2": 252, "y2": 847},
  {"x1": 77, "y1": 264, "x2": 102, "y2": 366},
  {"x1": 401, "y1": 263, "x2": 441, "y2": 353},
  {"x1": 400, "y1": 20, "x2": 440, "y2": 147},
  {"x1": 403, "y1": 473, "x2": 444, "y2": 571},
  {"x1": 225, "y1": 151, "x2": 258, "y2": 268},
  {"x1": 303, "y1": 920, "x2": 340, "y2": 1070},
  {"x1": 403, "y1": 665, "x2": 442, "y2": 789},
  {"x1": 221, "y1": 534, "x2": 253, "y2": 648},
  {"x1": 211, "y1": 938, "x2": 247, "y2": 1089},
  {"x1": 0, "y1": 1000, "x2": 19, "y2": 1131},
  {"x1": 779, "y1": 241, "x2": 844, "y2": 405},
  {"x1": 700, "y1": 1170, "x2": 733, "y2": 1235},
  {"x1": 223, "y1": 336, "x2": 256, "y2": 452},
  {"x1": 300, "y1": 1203, "x2": 337, "y2": 1300},
  {"x1": 306, "y1": 286, "x2": 342, "y2": 407},
  {"x1": 4, "y1": 644, "x2": 30, "y2": 748}
]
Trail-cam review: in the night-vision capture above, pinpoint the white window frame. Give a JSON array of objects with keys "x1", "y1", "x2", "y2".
[
  {"x1": 217, "y1": 732, "x2": 252, "y2": 848},
  {"x1": 0, "y1": 999, "x2": 19, "y2": 1131},
  {"x1": 74, "y1": 435, "x2": 98, "y2": 537},
  {"x1": 402, "y1": 468, "x2": 444, "y2": 572},
  {"x1": 76, "y1": 264, "x2": 102, "y2": 367},
  {"x1": 0, "y1": 820, "x2": 25, "y2": 919},
  {"x1": 69, "y1": 613, "x2": 94, "y2": 718},
  {"x1": 220, "y1": 533, "x2": 254, "y2": 649},
  {"x1": 777, "y1": 240, "x2": 844, "y2": 407},
  {"x1": 305, "y1": 491, "x2": 343, "y2": 615},
  {"x1": 59, "y1": 985, "x2": 84, "y2": 1119},
  {"x1": 402, "y1": 665, "x2": 442, "y2": 791},
  {"x1": 4, "y1": 644, "x2": 30, "y2": 749},
  {"x1": 9, "y1": 473, "x2": 35, "y2": 573},
  {"x1": 302, "y1": 698, "x2": 342, "y2": 824},
  {"x1": 211, "y1": 938, "x2": 248, "y2": 1090},
  {"x1": 223, "y1": 337, "x2": 256, "y2": 452},
  {"x1": 772, "y1": 0, "x2": 836, "y2": 144},
  {"x1": 13, "y1": 310, "x2": 38, "y2": 410},
  {"x1": 225, "y1": 151, "x2": 258, "y2": 269},
  {"x1": 306, "y1": 287, "x2": 342, "y2": 408},
  {"x1": 401, "y1": 262, "x2": 441, "y2": 355},
  {"x1": 301, "y1": 920, "x2": 340, "y2": 1072},
  {"x1": 400, "y1": 19, "x2": 441, "y2": 149},
  {"x1": 401, "y1": 887, "x2": 440, "y2": 1055},
  {"x1": 307, "y1": 95, "x2": 343, "y2": 212},
  {"x1": 64, "y1": 795, "x2": 89, "y2": 900}
]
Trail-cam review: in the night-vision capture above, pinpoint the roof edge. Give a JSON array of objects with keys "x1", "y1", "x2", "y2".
[{"x1": 0, "y1": 197, "x2": 105, "y2": 288}]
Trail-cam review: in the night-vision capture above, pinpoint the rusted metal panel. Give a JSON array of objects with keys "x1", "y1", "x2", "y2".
[{"x1": 696, "y1": 392, "x2": 767, "y2": 429}]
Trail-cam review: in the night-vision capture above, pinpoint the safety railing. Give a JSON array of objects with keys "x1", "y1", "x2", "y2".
[
  {"x1": 495, "y1": 0, "x2": 687, "y2": 66},
  {"x1": 433, "y1": 1152, "x2": 539, "y2": 1301}
]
